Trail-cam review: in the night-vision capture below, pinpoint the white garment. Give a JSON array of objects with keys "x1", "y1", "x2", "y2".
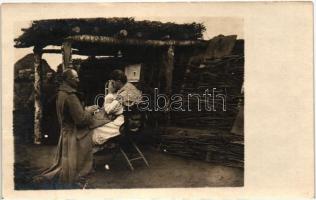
[{"x1": 92, "y1": 93, "x2": 124, "y2": 145}]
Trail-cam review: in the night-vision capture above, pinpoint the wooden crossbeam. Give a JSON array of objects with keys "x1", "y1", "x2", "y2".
[{"x1": 67, "y1": 35, "x2": 207, "y2": 47}]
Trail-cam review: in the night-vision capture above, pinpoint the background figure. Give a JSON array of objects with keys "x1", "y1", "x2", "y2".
[
  {"x1": 13, "y1": 69, "x2": 35, "y2": 144},
  {"x1": 41, "y1": 72, "x2": 59, "y2": 144},
  {"x1": 231, "y1": 83, "x2": 244, "y2": 135}
]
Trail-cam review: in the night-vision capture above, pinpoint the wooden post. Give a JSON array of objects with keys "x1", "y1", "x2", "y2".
[
  {"x1": 165, "y1": 46, "x2": 174, "y2": 95},
  {"x1": 33, "y1": 47, "x2": 43, "y2": 144},
  {"x1": 62, "y1": 41, "x2": 72, "y2": 69},
  {"x1": 162, "y1": 46, "x2": 174, "y2": 124}
]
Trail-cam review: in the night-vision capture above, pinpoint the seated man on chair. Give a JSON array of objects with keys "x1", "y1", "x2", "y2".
[{"x1": 91, "y1": 70, "x2": 142, "y2": 146}]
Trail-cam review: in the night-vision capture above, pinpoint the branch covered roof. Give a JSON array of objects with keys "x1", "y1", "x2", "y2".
[{"x1": 14, "y1": 18, "x2": 206, "y2": 48}]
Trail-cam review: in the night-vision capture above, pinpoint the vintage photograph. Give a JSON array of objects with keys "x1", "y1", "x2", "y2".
[{"x1": 13, "y1": 17, "x2": 244, "y2": 189}]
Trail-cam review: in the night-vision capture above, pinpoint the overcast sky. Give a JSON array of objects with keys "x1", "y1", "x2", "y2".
[{"x1": 14, "y1": 17, "x2": 243, "y2": 70}]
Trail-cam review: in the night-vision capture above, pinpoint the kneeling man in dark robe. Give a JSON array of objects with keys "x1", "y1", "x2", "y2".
[{"x1": 34, "y1": 69, "x2": 98, "y2": 188}]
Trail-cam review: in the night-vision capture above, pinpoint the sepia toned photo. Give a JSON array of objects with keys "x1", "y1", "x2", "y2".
[
  {"x1": 2, "y1": 3, "x2": 314, "y2": 199},
  {"x1": 13, "y1": 17, "x2": 244, "y2": 189}
]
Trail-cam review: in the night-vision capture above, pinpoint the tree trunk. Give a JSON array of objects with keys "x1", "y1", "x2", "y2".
[
  {"x1": 33, "y1": 47, "x2": 43, "y2": 144},
  {"x1": 162, "y1": 46, "x2": 174, "y2": 124},
  {"x1": 62, "y1": 41, "x2": 72, "y2": 69}
]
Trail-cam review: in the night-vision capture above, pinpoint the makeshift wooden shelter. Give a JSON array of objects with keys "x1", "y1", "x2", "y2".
[{"x1": 14, "y1": 18, "x2": 244, "y2": 168}]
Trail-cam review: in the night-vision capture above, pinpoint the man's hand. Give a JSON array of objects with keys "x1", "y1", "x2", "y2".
[{"x1": 85, "y1": 105, "x2": 99, "y2": 114}]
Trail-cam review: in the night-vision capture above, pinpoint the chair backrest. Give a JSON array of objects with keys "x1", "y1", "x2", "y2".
[{"x1": 120, "y1": 104, "x2": 146, "y2": 135}]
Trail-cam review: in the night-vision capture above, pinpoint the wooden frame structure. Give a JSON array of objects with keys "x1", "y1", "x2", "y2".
[{"x1": 15, "y1": 18, "x2": 208, "y2": 144}]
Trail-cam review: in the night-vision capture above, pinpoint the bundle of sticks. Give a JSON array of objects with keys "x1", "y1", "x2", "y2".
[
  {"x1": 171, "y1": 54, "x2": 244, "y2": 131},
  {"x1": 161, "y1": 53, "x2": 244, "y2": 168},
  {"x1": 159, "y1": 127, "x2": 244, "y2": 168}
]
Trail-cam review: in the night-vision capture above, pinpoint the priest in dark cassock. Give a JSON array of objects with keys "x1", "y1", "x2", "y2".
[{"x1": 33, "y1": 68, "x2": 98, "y2": 188}]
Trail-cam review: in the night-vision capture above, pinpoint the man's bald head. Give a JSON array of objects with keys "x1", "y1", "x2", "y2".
[
  {"x1": 62, "y1": 69, "x2": 77, "y2": 80},
  {"x1": 62, "y1": 69, "x2": 79, "y2": 89}
]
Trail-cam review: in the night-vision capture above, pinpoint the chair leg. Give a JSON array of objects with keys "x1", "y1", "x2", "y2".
[
  {"x1": 131, "y1": 141, "x2": 149, "y2": 167},
  {"x1": 93, "y1": 157, "x2": 97, "y2": 170},
  {"x1": 119, "y1": 147, "x2": 134, "y2": 171},
  {"x1": 111, "y1": 145, "x2": 120, "y2": 162}
]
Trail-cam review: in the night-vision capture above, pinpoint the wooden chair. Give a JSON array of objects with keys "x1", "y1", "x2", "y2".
[
  {"x1": 93, "y1": 106, "x2": 149, "y2": 171},
  {"x1": 116, "y1": 106, "x2": 149, "y2": 171}
]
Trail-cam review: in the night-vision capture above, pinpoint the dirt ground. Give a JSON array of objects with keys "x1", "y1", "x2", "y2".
[{"x1": 14, "y1": 144, "x2": 243, "y2": 189}]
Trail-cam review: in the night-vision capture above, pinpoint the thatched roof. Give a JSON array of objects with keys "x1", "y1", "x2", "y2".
[{"x1": 14, "y1": 18, "x2": 206, "y2": 48}]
